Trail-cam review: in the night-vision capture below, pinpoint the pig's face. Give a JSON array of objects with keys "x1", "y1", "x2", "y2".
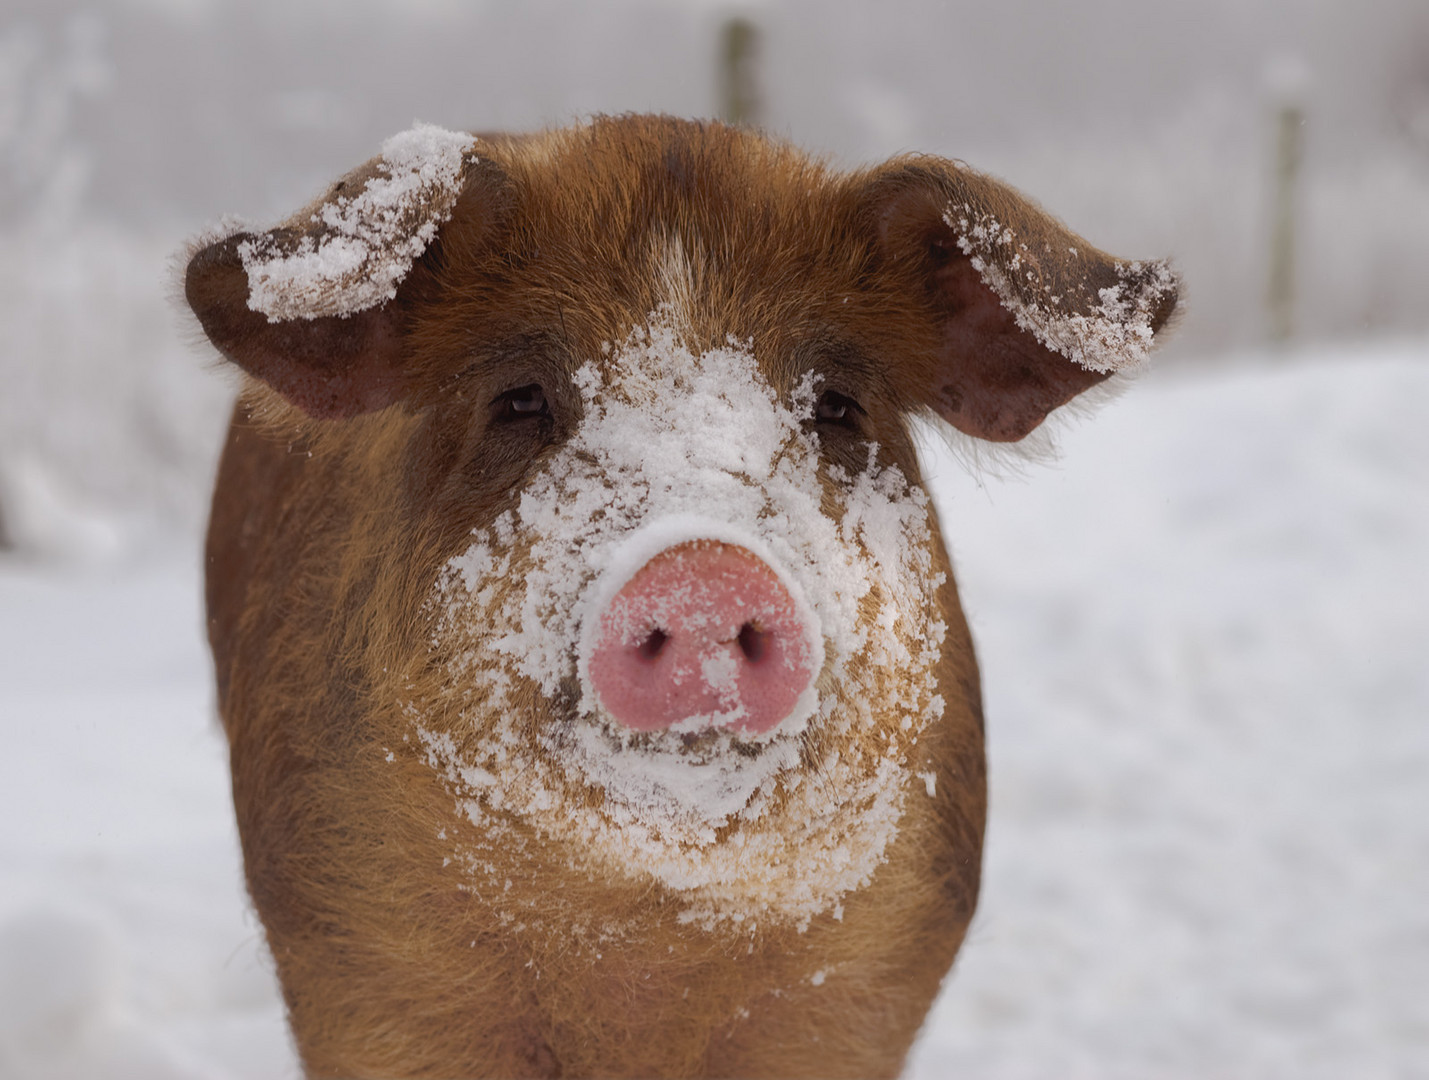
[
  {"x1": 187, "y1": 116, "x2": 1178, "y2": 937},
  {"x1": 412, "y1": 292, "x2": 949, "y2": 928}
]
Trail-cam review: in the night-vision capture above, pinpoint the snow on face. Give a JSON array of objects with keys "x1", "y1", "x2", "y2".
[
  {"x1": 239, "y1": 122, "x2": 477, "y2": 322},
  {"x1": 416, "y1": 305, "x2": 948, "y2": 928}
]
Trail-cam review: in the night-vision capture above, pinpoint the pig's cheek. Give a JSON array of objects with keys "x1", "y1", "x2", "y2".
[{"x1": 420, "y1": 533, "x2": 574, "y2": 721}]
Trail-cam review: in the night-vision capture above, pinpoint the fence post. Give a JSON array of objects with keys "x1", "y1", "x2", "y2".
[
  {"x1": 718, "y1": 16, "x2": 761, "y2": 128},
  {"x1": 1266, "y1": 58, "x2": 1308, "y2": 345},
  {"x1": 0, "y1": 479, "x2": 11, "y2": 551}
]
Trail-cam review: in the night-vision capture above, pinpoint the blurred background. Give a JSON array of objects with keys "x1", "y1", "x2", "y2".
[
  {"x1": 0, "y1": 1, "x2": 1425, "y2": 1077},
  {"x1": 3, "y1": 0, "x2": 1429, "y2": 546}
]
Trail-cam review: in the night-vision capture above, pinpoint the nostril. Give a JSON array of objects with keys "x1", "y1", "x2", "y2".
[
  {"x1": 736, "y1": 622, "x2": 770, "y2": 664},
  {"x1": 637, "y1": 628, "x2": 669, "y2": 662}
]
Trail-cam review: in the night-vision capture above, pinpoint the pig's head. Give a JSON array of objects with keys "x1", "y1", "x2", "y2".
[{"x1": 187, "y1": 117, "x2": 1178, "y2": 935}]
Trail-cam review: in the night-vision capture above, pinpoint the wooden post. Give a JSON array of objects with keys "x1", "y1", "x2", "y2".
[
  {"x1": 1268, "y1": 102, "x2": 1303, "y2": 344},
  {"x1": 1266, "y1": 58, "x2": 1307, "y2": 345},
  {"x1": 718, "y1": 16, "x2": 761, "y2": 128}
]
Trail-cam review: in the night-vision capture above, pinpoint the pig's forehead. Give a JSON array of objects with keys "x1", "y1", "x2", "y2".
[
  {"x1": 503, "y1": 119, "x2": 854, "y2": 258},
  {"x1": 475, "y1": 119, "x2": 893, "y2": 357}
]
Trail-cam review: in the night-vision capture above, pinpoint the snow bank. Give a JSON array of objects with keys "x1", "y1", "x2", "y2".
[
  {"x1": 908, "y1": 341, "x2": 1429, "y2": 1078},
  {"x1": 0, "y1": 557, "x2": 295, "y2": 1080}
]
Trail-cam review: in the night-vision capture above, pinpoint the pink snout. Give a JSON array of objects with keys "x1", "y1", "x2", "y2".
[{"x1": 586, "y1": 541, "x2": 820, "y2": 735}]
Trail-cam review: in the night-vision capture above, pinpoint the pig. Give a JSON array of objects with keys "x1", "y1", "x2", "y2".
[{"x1": 185, "y1": 115, "x2": 1178, "y2": 1079}]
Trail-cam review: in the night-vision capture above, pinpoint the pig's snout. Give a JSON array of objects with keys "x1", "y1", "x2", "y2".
[{"x1": 586, "y1": 541, "x2": 819, "y2": 735}]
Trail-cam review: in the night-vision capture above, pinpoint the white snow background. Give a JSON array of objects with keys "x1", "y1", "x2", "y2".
[{"x1": 2, "y1": 0, "x2": 1428, "y2": 1076}]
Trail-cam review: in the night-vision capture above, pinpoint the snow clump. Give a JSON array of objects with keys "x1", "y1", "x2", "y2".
[
  {"x1": 945, "y1": 203, "x2": 1178, "y2": 374},
  {"x1": 239, "y1": 122, "x2": 477, "y2": 322}
]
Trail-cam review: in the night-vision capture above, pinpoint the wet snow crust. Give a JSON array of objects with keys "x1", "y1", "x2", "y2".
[
  {"x1": 237, "y1": 123, "x2": 477, "y2": 322},
  {"x1": 421, "y1": 309, "x2": 947, "y2": 928}
]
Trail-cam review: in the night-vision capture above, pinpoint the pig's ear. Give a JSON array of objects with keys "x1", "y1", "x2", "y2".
[
  {"x1": 185, "y1": 124, "x2": 492, "y2": 420},
  {"x1": 864, "y1": 161, "x2": 1180, "y2": 442}
]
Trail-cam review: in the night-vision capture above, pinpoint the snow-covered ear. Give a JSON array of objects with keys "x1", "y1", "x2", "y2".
[
  {"x1": 866, "y1": 161, "x2": 1180, "y2": 442},
  {"x1": 185, "y1": 124, "x2": 487, "y2": 419}
]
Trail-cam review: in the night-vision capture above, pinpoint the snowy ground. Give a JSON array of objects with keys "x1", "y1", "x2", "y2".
[
  {"x1": 1, "y1": 342, "x2": 1426, "y2": 1078},
  {"x1": 909, "y1": 344, "x2": 1429, "y2": 1079}
]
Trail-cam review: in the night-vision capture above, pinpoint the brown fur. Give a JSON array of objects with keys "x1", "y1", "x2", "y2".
[{"x1": 190, "y1": 116, "x2": 1176, "y2": 1078}]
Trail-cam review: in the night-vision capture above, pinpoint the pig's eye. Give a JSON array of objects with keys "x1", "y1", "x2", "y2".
[
  {"x1": 491, "y1": 384, "x2": 549, "y2": 423},
  {"x1": 814, "y1": 390, "x2": 863, "y2": 430}
]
